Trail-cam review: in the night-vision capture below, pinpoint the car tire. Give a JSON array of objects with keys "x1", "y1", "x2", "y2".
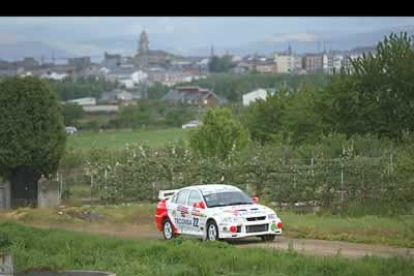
[
  {"x1": 260, "y1": 235, "x2": 276, "y2": 242},
  {"x1": 205, "y1": 220, "x2": 219, "y2": 241},
  {"x1": 163, "y1": 218, "x2": 175, "y2": 240}
]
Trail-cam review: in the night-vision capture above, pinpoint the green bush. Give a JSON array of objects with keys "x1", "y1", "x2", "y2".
[
  {"x1": 79, "y1": 134, "x2": 413, "y2": 215},
  {"x1": 189, "y1": 107, "x2": 250, "y2": 160}
]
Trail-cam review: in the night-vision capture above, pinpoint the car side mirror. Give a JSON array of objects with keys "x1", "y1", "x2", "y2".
[
  {"x1": 193, "y1": 201, "x2": 205, "y2": 209},
  {"x1": 252, "y1": 197, "x2": 259, "y2": 204}
]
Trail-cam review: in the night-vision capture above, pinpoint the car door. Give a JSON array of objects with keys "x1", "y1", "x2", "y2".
[
  {"x1": 187, "y1": 189, "x2": 207, "y2": 237},
  {"x1": 173, "y1": 189, "x2": 191, "y2": 234}
]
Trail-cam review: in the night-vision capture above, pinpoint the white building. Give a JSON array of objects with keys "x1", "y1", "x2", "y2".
[
  {"x1": 131, "y1": 70, "x2": 148, "y2": 84},
  {"x1": 332, "y1": 55, "x2": 344, "y2": 73},
  {"x1": 243, "y1": 89, "x2": 271, "y2": 106},
  {"x1": 323, "y1": 54, "x2": 329, "y2": 74},
  {"x1": 231, "y1": 56, "x2": 242, "y2": 63},
  {"x1": 66, "y1": 97, "x2": 96, "y2": 106},
  {"x1": 274, "y1": 54, "x2": 294, "y2": 73},
  {"x1": 119, "y1": 79, "x2": 135, "y2": 89},
  {"x1": 40, "y1": 72, "x2": 68, "y2": 81}
]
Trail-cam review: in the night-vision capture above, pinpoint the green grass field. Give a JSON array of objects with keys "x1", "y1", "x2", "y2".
[
  {"x1": 1, "y1": 204, "x2": 413, "y2": 248},
  {"x1": 67, "y1": 128, "x2": 189, "y2": 150},
  {"x1": 1, "y1": 222, "x2": 413, "y2": 276}
]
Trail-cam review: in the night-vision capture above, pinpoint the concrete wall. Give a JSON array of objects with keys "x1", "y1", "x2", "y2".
[
  {"x1": 37, "y1": 178, "x2": 60, "y2": 208},
  {"x1": 0, "y1": 253, "x2": 13, "y2": 276},
  {"x1": 0, "y1": 181, "x2": 11, "y2": 210}
]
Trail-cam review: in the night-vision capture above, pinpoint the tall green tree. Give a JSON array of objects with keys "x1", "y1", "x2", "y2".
[
  {"x1": 322, "y1": 32, "x2": 414, "y2": 139},
  {"x1": 282, "y1": 87, "x2": 326, "y2": 145},
  {"x1": 243, "y1": 91, "x2": 288, "y2": 145},
  {"x1": 0, "y1": 77, "x2": 66, "y2": 207},
  {"x1": 62, "y1": 103, "x2": 84, "y2": 126},
  {"x1": 189, "y1": 107, "x2": 250, "y2": 160}
]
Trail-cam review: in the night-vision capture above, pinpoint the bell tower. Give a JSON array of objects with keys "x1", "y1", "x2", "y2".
[{"x1": 136, "y1": 30, "x2": 149, "y2": 69}]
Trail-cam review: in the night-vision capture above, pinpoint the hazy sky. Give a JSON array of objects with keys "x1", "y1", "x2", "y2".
[{"x1": 0, "y1": 17, "x2": 413, "y2": 56}]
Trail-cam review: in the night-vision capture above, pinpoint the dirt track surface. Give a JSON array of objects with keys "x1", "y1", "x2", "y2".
[
  {"x1": 233, "y1": 237, "x2": 414, "y2": 259},
  {"x1": 28, "y1": 222, "x2": 414, "y2": 259}
]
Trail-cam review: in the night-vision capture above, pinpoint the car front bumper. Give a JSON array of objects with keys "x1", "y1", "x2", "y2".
[{"x1": 218, "y1": 219, "x2": 282, "y2": 239}]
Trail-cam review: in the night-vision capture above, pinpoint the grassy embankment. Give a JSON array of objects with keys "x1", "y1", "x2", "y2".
[{"x1": 0, "y1": 222, "x2": 413, "y2": 276}]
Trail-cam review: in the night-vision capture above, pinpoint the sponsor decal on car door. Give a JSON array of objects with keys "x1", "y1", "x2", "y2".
[
  {"x1": 187, "y1": 190, "x2": 206, "y2": 236},
  {"x1": 172, "y1": 189, "x2": 191, "y2": 234}
]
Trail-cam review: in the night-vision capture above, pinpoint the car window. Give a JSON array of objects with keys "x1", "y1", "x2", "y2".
[
  {"x1": 187, "y1": 190, "x2": 203, "y2": 207},
  {"x1": 176, "y1": 189, "x2": 190, "y2": 205},
  {"x1": 204, "y1": 191, "x2": 253, "y2": 208},
  {"x1": 171, "y1": 193, "x2": 178, "y2": 203}
]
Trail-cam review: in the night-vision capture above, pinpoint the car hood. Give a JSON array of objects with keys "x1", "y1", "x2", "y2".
[{"x1": 212, "y1": 204, "x2": 274, "y2": 217}]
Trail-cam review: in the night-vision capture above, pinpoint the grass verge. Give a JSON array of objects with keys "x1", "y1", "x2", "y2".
[{"x1": 0, "y1": 222, "x2": 413, "y2": 276}]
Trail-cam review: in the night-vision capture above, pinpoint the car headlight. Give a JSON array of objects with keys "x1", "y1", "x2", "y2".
[
  {"x1": 268, "y1": 213, "x2": 277, "y2": 220},
  {"x1": 221, "y1": 216, "x2": 242, "y2": 224}
]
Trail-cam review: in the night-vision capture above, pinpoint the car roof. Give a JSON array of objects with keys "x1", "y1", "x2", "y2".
[{"x1": 181, "y1": 184, "x2": 241, "y2": 195}]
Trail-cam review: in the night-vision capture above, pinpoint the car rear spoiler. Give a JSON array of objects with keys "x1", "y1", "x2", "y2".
[{"x1": 158, "y1": 189, "x2": 179, "y2": 201}]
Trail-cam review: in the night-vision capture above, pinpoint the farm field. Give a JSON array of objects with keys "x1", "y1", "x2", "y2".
[
  {"x1": 67, "y1": 128, "x2": 189, "y2": 150},
  {"x1": 1, "y1": 222, "x2": 413, "y2": 276}
]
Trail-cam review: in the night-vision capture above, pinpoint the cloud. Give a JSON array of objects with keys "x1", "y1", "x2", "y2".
[
  {"x1": 0, "y1": 33, "x2": 26, "y2": 45},
  {"x1": 44, "y1": 40, "x2": 104, "y2": 56},
  {"x1": 266, "y1": 33, "x2": 318, "y2": 43}
]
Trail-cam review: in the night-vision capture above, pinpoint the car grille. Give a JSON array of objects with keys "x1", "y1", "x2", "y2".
[
  {"x1": 246, "y1": 224, "x2": 268, "y2": 233},
  {"x1": 246, "y1": 216, "x2": 266, "y2": 222}
]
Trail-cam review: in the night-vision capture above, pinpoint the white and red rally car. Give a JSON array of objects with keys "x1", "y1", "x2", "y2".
[{"x1": 155, "y1": 184, "x2": 282, "y2": 241}]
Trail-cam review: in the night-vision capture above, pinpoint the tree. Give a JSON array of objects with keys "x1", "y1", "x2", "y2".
[
  {"x1": 282, "y1": 87, "x2": 326, "y2": 145},
  {"x1": 48, "y1": 77, "x2": 117, "y2": 101},
  {"x1": 243, "y1": 91, "x2": 288, "y2": 145},
  {"x1": 185, "y1": 72, "x2": 328, "y2": 103},
  {"x1": 208, "y1": 55, "x2": 236, "y2": 73},
  {"x1": 62, "y1": 103, "x2": 84, "y2": 126},
  {"x1": 322, "y1": 32, "x2": 414, "y2": 139},
  {"x1": 189, "y1": 107, "x2": 250, "y2": 160},
  {"x1": 147, "y1": 82, "x2": 170, "y2": 99},
  {"x1": 0, "y1": 77, "x2": 66, "y2": 207}
]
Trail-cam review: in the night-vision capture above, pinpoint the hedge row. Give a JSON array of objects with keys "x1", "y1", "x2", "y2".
[{"x1": 68, "y1": 138, "x2": 414, "y2": 215}]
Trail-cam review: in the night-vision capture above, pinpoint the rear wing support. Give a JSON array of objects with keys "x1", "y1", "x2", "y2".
[{"x1": 158, "y1": 189, "x2": 179, "y2": 201}]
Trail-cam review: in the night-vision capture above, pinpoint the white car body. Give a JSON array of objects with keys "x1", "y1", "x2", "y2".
[
  {"x1": 155, "y1": 184, "x2": 282, "y2": 240},
  {"x1": 181, "y1": 120, "x2": 201, "y2": 129}
]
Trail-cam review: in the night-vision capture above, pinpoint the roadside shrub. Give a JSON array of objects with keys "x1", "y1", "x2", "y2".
[{"x1": 76, "y1": 134, "x2": 412, "y2": 215}]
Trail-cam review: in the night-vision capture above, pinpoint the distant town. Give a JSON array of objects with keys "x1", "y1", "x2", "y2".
[
  {"x1": 0, "y1": 30, "x2": 376, "y2": 83},
  {"x1": 0, "y1": 30, "x2": 377, "y2": 114}
]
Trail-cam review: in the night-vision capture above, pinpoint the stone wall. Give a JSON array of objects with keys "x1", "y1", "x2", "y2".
[
  {"x1": 0, "y1": 181, "x2": 11, "y2": 210},
  {"x1": 37, "y1": 177, "x2": 60, "y2": 208},
  {"x1": 0, "y1": 253, "x2": 13, "y2": 276}
]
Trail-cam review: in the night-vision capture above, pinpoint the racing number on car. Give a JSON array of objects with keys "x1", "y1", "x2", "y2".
[{"x1": 193, "y1": 217, "x2": 199, "y2": 227}]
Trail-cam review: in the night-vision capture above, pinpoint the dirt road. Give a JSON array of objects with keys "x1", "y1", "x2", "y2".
[
  {"x1": 233, "y1": 237, "x2": 414, "y2": 259},
  {"x1": 27, "y1": 221, "x2": 414, "y2": 259}
]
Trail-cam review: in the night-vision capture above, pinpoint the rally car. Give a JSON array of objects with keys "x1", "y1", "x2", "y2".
[{"x1": 155, "y1": 184, "x2": 282, "y2": 241}]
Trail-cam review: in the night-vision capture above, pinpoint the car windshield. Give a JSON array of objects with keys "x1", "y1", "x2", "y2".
[{"x1": 203, "y1": 191, "x2": 253, "y2": 208}]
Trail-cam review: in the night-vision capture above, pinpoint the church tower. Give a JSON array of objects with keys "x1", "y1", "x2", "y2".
[
  {"x1": 135, "y1": 30, "x2": 149, "y2": 69},
  {"x1": 138, "y1": 30, "x2": 149, "y2": 55}
]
